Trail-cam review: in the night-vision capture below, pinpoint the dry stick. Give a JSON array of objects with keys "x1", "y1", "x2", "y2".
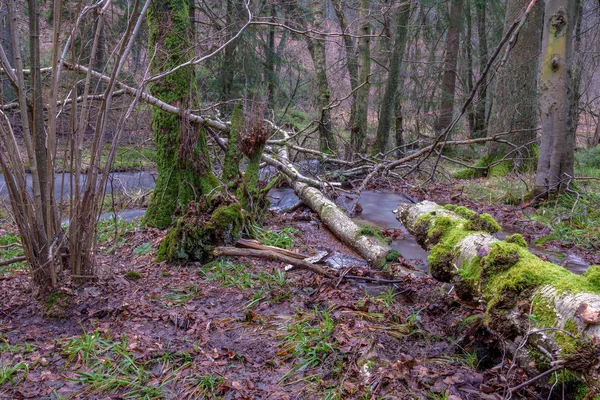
[
  {"x1": 235, "y1": 239, "x2": 307, "y2": 260},
  {"x1": 507, "y1": 366, "x2": 564, "y2": 394},
  {"x1": 0, "y1": 256, "x2": 26, "y2": 267},
  {"x1": 214, "y1": 247, "x2": 336, "y2": 279},
  {"x1": 214, "y1": 247, "x2": 409, "y2": 284},
  {"x1": 389, "y1": 0, "x2": 540, "y2": 181}
]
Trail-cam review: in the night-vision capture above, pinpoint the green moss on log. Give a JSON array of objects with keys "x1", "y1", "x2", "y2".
[
  {"x1": 464, "y1": 213, "x2": 501, "y2": 234},
  {"x1": 505, "y1": 233, "x2": 528, "y2": 248},
  {"x1": 443, "y1": 204, "x2": 476, "y2": 219}
]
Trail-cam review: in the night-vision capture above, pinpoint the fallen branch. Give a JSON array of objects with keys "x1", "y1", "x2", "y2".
[
  {"x1": 215, "y1": 246, "x2": 411, "y2": 284},
  {"x1": 235, "y1": 239, "x2": 306, "y2": 260},
  {"x1": 0, "y1": 256, "x2": 27, "y2": 267},
  {"x1": 213, "y1": 247, "x2": 336, "y2": 279}
]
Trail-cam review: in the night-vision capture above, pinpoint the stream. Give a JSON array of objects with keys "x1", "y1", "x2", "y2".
[{"x1": 0, "y1": 171, "x2": 582, "y2": 273}]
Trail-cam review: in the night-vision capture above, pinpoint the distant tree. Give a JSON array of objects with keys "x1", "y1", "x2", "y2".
[
  {"x1": 287, "y1": 0, "x2": 337, "y2": 153},
  {"x1": 351, "y1": 0, "x2": 371, "y2": 155},
  {"x1": 372, "y1": 0, "x2": 412, "y2": 155},
  {"x1": 434, "y1": 0, "x2": 462, "y2": 137},
  {"x1": 484, "y1": 0, "x2": 543, "y2": 172},
  {"x1": 473, "y1": 0, "x2": 488, "y2": 137},
  {"x1": 535, "y1": 0, "x2": 579, "y2": 195},
  {"x1": 331, "y1": 0, "x2": 358, "y2": 128}
]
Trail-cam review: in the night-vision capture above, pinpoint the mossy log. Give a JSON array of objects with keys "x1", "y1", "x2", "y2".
[{"x1": 397, "y1": 201, "x2": 600, "y2": 390}]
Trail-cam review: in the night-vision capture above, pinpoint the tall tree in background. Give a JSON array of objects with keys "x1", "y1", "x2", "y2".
[
  {"x1": 473, "y1": 0, "x2": 488, "y2": 137},
  {"x1": 305, "y1": 0, "x2": 336, "y2": 153},
  {"x1": 535, "y1": 0, "x2": 579, "y2": 195},
  {"x1": 144, "y1": 0, "x2": 218, "y2": 228},
  {"x1": 484, "y1": 0, "x2": 543, "y2": 170},
  {"x1": 351, "y1": 0, "x2": 371, "y2": 155},
  {"x1": 221, "y1": 0, "x2": 245, "y2": 111},
  {"x1": 0, "y1": 1, "x2": 14, "y2": 101},
  {"x1": 332, "y1": 0, "x2": 358, "y2": 129},
  {"x1": 372, "y1": 0, "x2": 412, "y2": 155},
  {"x1": 434, "y1": 0, "x2": 462, "y2": 136}
]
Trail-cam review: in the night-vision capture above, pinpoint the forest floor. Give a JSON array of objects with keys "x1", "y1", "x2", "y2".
[{"x1": 0, "y1": 178, "x2": 597, "y2": 400}]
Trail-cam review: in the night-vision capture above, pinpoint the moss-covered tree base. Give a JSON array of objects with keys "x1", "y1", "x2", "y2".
[{"x1": 157, "y1": 201, "x2": 244, "y2": 263}]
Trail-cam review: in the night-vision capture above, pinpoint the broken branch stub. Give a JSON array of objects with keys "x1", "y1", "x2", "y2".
[{"x1": 397, "y1": 201, "x2": 600, "y2": 388}]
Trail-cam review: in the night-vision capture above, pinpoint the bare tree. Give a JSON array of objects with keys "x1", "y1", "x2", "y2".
[{"x1": 535, "y1": 0, "x2": 579, "y2": 195}]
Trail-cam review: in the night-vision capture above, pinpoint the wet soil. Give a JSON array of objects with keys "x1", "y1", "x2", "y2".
[{"x1": 0, "y1": 207, "x2": 552, "y2": 399}]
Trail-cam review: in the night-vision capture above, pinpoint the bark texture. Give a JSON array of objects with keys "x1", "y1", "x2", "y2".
[
  {"x1": 397, "y1": 200, "x2": 600, "y2": 388},
  {"x1": 351, "y1": 0, "x2": 371, "y2": 155},
  {"x1": 372, "y1": 0, "x2": 412, "y2": 154},
  {"x1": 304, "y1": 0, "x2": 336, "y2": 153},
  {"x1": 473, "y1": 0, "x2": 488, "y2": 138},
  {"x1": 144, "y1": 0, "x2": 218, "y2": 228},
  {"x1": 434, "y1": 0, "x2": 462, "y2": 136},
  {"x1": 535, "y1": 0, "x2": 578, "y2": 195}
]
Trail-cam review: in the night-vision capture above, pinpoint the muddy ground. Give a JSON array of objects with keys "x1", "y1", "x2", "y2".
[{"x1": 0, "y1": 189, "x2": 589, "y2": 399}]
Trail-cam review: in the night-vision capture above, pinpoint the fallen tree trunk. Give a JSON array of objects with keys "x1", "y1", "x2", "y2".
[
  {"x1": 265, "y1": 131, "x2": 393, "y2": 268},
  {"x1": 396, "y1": 200, "x2": 600, "y2": 391},
  {"x1": 290, "y1": 180, "x2": 391, "y2": 266}
]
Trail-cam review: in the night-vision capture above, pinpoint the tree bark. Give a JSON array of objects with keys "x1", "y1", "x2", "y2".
[
  {"x1": 0, "y1": 2, "x2": 14, "y2": 101},
  {"x1": 473, "y1": 0, "x2": 488, "y2": 138},
  {"x1": 434, "y1": 0, "x2": 462, "y2": 137},
  {"x1": 372, "y1": 0, "x2": 412, "y2": 155},
  {"x1": 144, "y1": 0, "x2": 218, "y2": 228},
  {"x1": 304, "y1": 0, "x2": 336, "y2": 153},
  {"x1": 485, "y1": 0, "x2": 543, "y2": 168},
  {"x1": 535, "y1": 0, "x2": 578, "y2": 195},
  {"x1": 397, "y1": 200, "x2": 600, "y2": 388},
  {"x1": 331, "y1": 0, "x2": 358, "y2": 128},
  {"x1": 464, "y1": 0, "x2": 476, "y2": 137},
  {"x1": 350, "y1": 0, "x2": 371, "y2": 155}
]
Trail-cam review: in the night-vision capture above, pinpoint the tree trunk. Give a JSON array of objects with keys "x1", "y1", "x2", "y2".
[
  {"x1": 331, "y1": 0, "x2": 358, "y2": 128},
  {"x1": 372, "y1": 0, "x2": 412, "y2": 155},
  {"x1": 397, "y1": 200, "x2": 600, "y2": 389},
  {"x1": 351, "y1": 0, "x2": 371, "y2": 155},
  {"x1": 0, "y1": 2, "x2": 15, "y2": 101},
  {"x1": 144, "y1": 0, "x2": 218, "y2": 228},
  {"x1": 535, "y1": 0, "x2": 578, "y2": 195},
  {"x1": 266, "y1": 4, "x2": 276, "y2": 109},
  {"x1": 473, "y1": 0, "x2": 488, "y2": 138},
  {"x1": 434, "y1": 0, "x2": 462, "y2": 137},
  {"x1": 395, "y1": 101, "x2": 404, "y2": 157},
  {"x1": 464, "y1": 0, "x2": 476, "y2": 137},
  {"x1": 485, "y1": 0, "x2": 543, "y2": 170},
  {"x1": 305, "y1": 0, "x2": 336, "y2": 153},
  {"x1": 220, "y1": 0, "x2": 244, "y2": 113}
]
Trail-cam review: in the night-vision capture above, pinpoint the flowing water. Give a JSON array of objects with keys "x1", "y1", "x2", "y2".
[
  {"x1": 269, "y1": 188, "x2": 431, "y2": 268},
  {"x1": 0, "y1": 172, "x2": 583, "y2": 273}
]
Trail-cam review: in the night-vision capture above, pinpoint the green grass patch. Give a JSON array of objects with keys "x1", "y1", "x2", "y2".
[
  {"x1": 0, "y1": 233, "x2": 26, "y2": 276},
  {"x1": 96, "y1": 217, "x2": 140, "y2": 253},
  {"x1": 532, "y1": 190, "x2": 600, "y2": 250},
  {"x1": 252, "y1": 225, "x2": 298, "y2": 249},
  {"x1": 124, "y1": 271, "x2": 142, "y2": 280},
  {"x1": 61, "y1": 331, "x2": 204, "y2": 398},
  {"x1": 279, "y1": 307, "x2": 339, "y2": 381},
  {"x1": 199, "y1": 260, "x2": 289, "y2": 307}
]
